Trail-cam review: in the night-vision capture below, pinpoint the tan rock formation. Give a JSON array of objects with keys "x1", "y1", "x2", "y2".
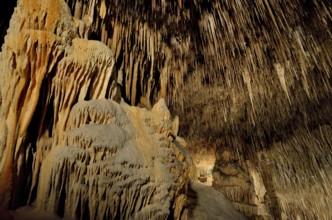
[
  {"x1": 187, "y1": 140, "x2": 216, "y2": 186},
  {"x1": 213, "y1": 125, "x2": 332, "y2": 219},
  {"x1": 34, "y1": 99, "x2": 191, "y2": 220},
  {"x1": 0, "y1": 0, "x2": 331, "y2": 219},
  {"x1": 0, "y1": 0, "x2": 191, "y2": 219}
]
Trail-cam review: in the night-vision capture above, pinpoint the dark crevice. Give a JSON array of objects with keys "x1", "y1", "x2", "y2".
[
  {"x1": 57, "y1": 177, "x2": 67, "y2": 217},
  {"x1": 82, "y1": 201, "x2": 90, "y2": 220},
  {"x1": 89, "y1": 31, "x2": 101, "y2": 41},
  {"x1": 24, "y1": 77, "x2": 53, "y2": 206},
  {"x1": 0, "y1": 0, "x2": 17, "y2": 48}
]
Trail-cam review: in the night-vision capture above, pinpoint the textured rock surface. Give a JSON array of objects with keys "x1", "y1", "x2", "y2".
[
  {"x1": 34, "y1": 99, "x2": 190, "y2": 220},
  {"x1": 187, "y1": 140, "x2": 216, "y2": 186},
  {"x1": 0, "y1": 1, "x2": 191, "y2": 219},
  {"x1": 60, "y1": 0, "x2": 331, "y2": 140},
  {"x1": 0, "y1": 0, "x2": 331, "y2": 219},
  {"x1": 213, "y1": 124, "x2": 332, "y2": 219}
]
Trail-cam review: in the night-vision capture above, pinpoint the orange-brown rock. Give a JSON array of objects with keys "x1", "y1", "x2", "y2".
[
  {"x1": 0, "y1": 0, "x2": 331, "y2": 219},
  {"x1": 0, "y1": 1, "x2": 191, "y2": 219}
]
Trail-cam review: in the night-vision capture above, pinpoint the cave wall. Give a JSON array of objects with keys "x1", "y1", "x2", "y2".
[
  {"x1": 212, "y1": 124, "x2": 332, "y2": 219},
  {"x1": 0, "y1": 0, "x2": 331, "y2": 219},
  {"x1": 0, "y1": 1, "x2": 192, "y2": 219}
]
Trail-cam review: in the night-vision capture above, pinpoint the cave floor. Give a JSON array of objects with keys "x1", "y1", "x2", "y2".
[{"x1": 187, "y1": 181, "x2": 248, "y2": 220}]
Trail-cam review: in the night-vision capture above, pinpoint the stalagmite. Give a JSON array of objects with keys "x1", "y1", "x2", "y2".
[
  {"x1": 35, "y1": 99, "x2": 191, "y2": 220},
  {"x1": 0, "y1": 0, "x2": 331, "y2": 219},
  {"x1": 0, "y1": 0, "x2": 192, "y2": 219}
]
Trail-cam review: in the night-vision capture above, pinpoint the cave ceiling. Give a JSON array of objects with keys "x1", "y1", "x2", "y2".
[
  {"x1": 0, "y1": 0, "x2": 331, "y2": 219},
  {"x1": 57, "y1": 0, "x2": 332, "y2": 147}
]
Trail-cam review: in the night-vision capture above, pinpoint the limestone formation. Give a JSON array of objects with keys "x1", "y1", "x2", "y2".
[
  {"x1": 187, "y1": 140, "x2": 216, "y2": 186},
  {"x1": 0, "y1": 0, "x2": 331, "y2": 219},
  {"x1": 34, "y1": 99, "x2": 191, "y2": 220},
  {"x1": 213, "y1": 125, "x2": 332, "y2": 219},
  {"x1": 0, "y1": 1, "x2": 191, "y2": 219}
]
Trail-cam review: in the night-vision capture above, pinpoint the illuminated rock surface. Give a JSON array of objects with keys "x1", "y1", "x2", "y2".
[
  {"x1": 0, "y1": 0, "x2": 331, "y2": 219},
  {"x1": 0, "y1": 1, "x2": 191, "y2": 219}
]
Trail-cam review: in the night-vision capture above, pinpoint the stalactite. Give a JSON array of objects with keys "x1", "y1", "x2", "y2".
[
  {"x1": 0, "y1": 1, "x2": 191, "y2": 219},
  {"x1": 0, "y1": 0, "x2": 331, "y2": 219},
  {"x1": 59, "y1": 0, "x2": 332, "y2": 145}
]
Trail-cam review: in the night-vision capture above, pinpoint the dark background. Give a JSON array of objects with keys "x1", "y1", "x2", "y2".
[{"x1": 0, "y1": 0, "x2": 17, "y2": 48}]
